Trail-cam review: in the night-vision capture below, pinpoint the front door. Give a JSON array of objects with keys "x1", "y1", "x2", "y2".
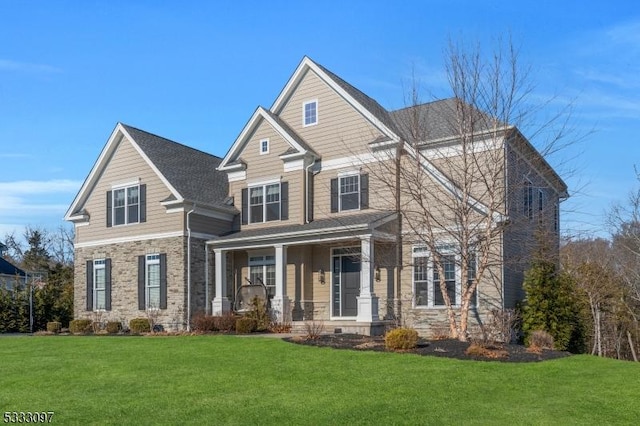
[{"x1": 332, "y1": 248, "x2": 360, "y2": 317}]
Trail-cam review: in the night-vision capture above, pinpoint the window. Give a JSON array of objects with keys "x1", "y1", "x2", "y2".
[
  {"x1": 412, "y1": 246, "x2": 477, "y2": 308},
  {"x1": 242, "y1": 182, "x2": 288, "y2": 224},
  {"x1": 93, "y1": 259, "x2": 106, "y2": 310},
  {"x1": 554, "y1": 202, "x2": 559, "y2": 233},
  {"x1": 260, "y1": 139, "x2": 269, "y2": 155},
  {"x1": 146, "y1": 254, "x2": 161, "y2": 309},
  {"x1": 330, "y1": 174, "x2": 369, "y2": 213},
  {"x1": 138, "y1": 253, "x2": 167, "y2": 310},
  {"x1": 538, "y1": 189, "x2": 544, "y2": 223},
  {"x1": 85, "y1": 258, "x2": 111, "y2": 311},
  {"x1": 107, "y1": 184, "x2": 146, "y2": 227},
  {"x1": 524, "y1": 180, "x2": 533, "y2": 219},
  {"x1": 249, "y1": 255, "x2": 276, "y2": 297},
  {"x1": 303, "y1": 100, "x2": 317, "y2": 126}
]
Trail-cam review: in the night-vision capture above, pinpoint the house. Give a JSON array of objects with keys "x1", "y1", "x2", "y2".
[
  {"x1": 64, "y1": 125, "x2": 234, "y2": 329},
  {"x1": 66, "y1": 56, "x2": 566, "y2": 335},
  {"x1": 0, "y1": 243, "x2": 27, "y2": 291}
]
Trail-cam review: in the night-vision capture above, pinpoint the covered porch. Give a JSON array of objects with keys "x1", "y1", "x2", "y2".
[{"x1": 206, "y1": 212, "x2": 398, "y2": 334}]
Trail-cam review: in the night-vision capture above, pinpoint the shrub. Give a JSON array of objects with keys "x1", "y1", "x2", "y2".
[
  {"x1": 47, "y1": 321, "x2": 61, "y2": 333},
  {"x1": 385, "y1": 327, "x2": 419, "y2": 350},
  {"x1": 303, "y1": 320, "x2": 325, "y2": 340},
  {"x1": 244, "y1": 296, "x2": 271, "y2": 332},
  {"x1": 269, "y1": 322, "x2": 292, "y2": 333},
  {"x1": 235, "y1": 317, "x2": 256, "y2": 334},
  {"x1": 69, "y1": 319, "x2": 92, "y2": 334},
  {"x1": 465, "y1": 343, "x2": 508, "y2": 359},
  {"x1": 528, "y1": 329, "x2": 555, "y2": 350},
  {"x1": 215, "y1": 312, "x2": 239, "y2": 332},
  {"x1": 192, "y1": 313, "x2": 219, "y2": 332},
  {"x1": 129, "y1": 318, "x2": 151, "y2": 334},
  {"x1": 106, "y1": 321, "x2": 123, "y2": 334}
]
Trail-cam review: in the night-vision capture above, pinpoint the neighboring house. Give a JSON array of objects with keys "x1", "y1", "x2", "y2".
[
  {"x1": 67, "y1": 56, "x2": 566, "y2": 335},
  {"x1": 0, "y1": 243, "x2": 27, "y2": 290},
  {"x1": 65, "y1": 125, "x2": 234, "y2": 329}
]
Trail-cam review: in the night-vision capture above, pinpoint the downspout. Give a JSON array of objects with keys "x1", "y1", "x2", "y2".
[
  {"x1": 186, "y1": 204, "x2": 196, "y2": 331},
  {"x1": 204, "y1": 241, "x2": 209, "y2": 315},
  {"x1": 305, "y1": 157, "x2": 316, "y2": 224}
]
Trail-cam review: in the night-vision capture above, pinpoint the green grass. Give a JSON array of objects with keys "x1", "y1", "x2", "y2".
[{"x1": 1, "y1": 336, "x2": 639, "y2": 425}]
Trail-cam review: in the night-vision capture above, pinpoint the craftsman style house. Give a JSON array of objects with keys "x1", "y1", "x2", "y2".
[{"x1": 66, "y1": 56, "x2": 566, "y2": 335}]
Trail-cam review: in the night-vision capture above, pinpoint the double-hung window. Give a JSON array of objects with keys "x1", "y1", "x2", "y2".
[
  {"x1": 243, "y1": 182, "x2": 288, "y2": 224},
  {"x1": 330, "y1": 173, "x2": 369, "y2": 213},
  {"x1": 93, "y1": 259, "x2": 106, "y2": 310},
  {"x1": 433, "y1": 255, "x2": 457, "y2": 306},
  {"x1": 249, "y1": 255, "x2": 276, "y2": 297},
  {"x1": 145, "y1": 254, "x2": 161, "y2": 309},
  {"x1": 107, "y1": 183, "x2": 146, "y2": 227},
  {"x1": 303, "y1": 100, "x2": 318, "y2": 126}
]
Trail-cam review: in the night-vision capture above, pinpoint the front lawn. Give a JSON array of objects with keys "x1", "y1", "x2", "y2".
[{"x1": 1, "y1": 336, "x2": 638, "y2": 425}]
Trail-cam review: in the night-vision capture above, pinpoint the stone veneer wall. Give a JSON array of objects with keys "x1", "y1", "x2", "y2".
[{"x1": 74, "y1": 236, "x2": 212, "y2": 331}]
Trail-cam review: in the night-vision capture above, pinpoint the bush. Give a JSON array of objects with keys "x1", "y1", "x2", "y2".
[
  {"x1": 235, "y1": 317, "x2": 256, "y2": 334},
  {"x1": 527, "y1": 329, "x2": 555, "y2": 350},
  {"x1": 129, "y1": 318, "x2": 151, "y2": 334},
  {"x1": 215, "y1": 312, "x2": 239, "y2": 332},
  {"x1": 244, "y1": 297, "x2": 271, "y2": 332},
  {"x1": 465, "y1": 343, "x2": 508, "y2": 359},
  {"x1": 192, "y1": 313, "x2": 219, "y2": 332},
  {"x1": 385, "y1": 327, "x2": 419, "y2": 350},
  {"x1": 106, "y1": 321, "x2": 123, "y2": 334},
  {"x1": 304, "y1": 320, "x2": 325, "y2": 340},
  {"x1": 69, "y1": 319, "x2": 92, "y2": 334},
  {"x1": 47, "y1": 321, "x2": 61, "y2": 333}
]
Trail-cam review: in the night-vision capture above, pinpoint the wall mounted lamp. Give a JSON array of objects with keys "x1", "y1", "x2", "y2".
[{"x1": 319, "y1": 268, "x2": 325, "y2": 284}]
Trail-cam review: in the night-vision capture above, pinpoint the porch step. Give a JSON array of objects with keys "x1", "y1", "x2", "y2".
[{"x1": 290, "y1": 320, "x2": 392, "y2": 336}]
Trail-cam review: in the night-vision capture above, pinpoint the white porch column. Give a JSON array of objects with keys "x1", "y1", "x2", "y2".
[
  {"x1": 211, "y1": 249, "x2": 230, "y2": 315},
  {"x1": 357, "y1": 236, "x2": 379, "y2": 322},
  {"x1": 271, "y1": 244, "x2": 290, "y2": 322}
]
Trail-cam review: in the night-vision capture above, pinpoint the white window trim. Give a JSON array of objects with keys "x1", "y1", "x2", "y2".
[
  {"x1": 338, "y1": 174, "x2": 360, "y2": 212},
  {"x1": 248, "y1": 182, "x2": 282, "y2": 224},
  {"x1": 411, "y1": 245, "x2": 477, "y2": 309},
  {"x1": 145, "y1": 254, "x2": 160, "y2": 310},
  {"x1": 93, "y1": 259, "x2": 106, "y2": 311},
  {"x1": 260, "y1": 138, "x2": 269, "y2": 155},
  {"x1": 112, "y1": 183, "x2": 141, "y2": 226},
  {"x1": 302, "y1": 99, "x2": 318, "y2": 127}
]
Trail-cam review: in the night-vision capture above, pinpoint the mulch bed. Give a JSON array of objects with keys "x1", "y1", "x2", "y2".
[{"x1": 284, "y1": 333, "x2": 571, "y2": 362}]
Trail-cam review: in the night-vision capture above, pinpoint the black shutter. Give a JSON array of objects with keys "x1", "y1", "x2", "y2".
[
  {"x1": 159, "y1": 253, "x2": 167, "y2": 309},
  {"x1": 281, "y1": 182, "x2": 289, "y2": 220},
  {"x1": 360, "y1": 174, "x2": 369, "y2": 210},
  {"x1": 139, "y1": 184, "x2": 146, "y2": 223},
  {"x1": 105, "y1": 258, "x2": 112, "y2": 311},
  {"x1": 241, "y1": 188, "x2": 248, "y2": 225},
  {"x1": 138, "y1": 255, "x2": 146, "y2": 310},
  {"x1": 106, "y1": 191, "x2": 112, "y2": 227},
  {"x1": 330, "y1": 178, "x2": 338, "y2": 213},
  {"x1": 307, "y1": 171, "x2": 314, "y2": 222},
  {"x1": 86, "y1": 260, "x2": 93, "y2": 311}
]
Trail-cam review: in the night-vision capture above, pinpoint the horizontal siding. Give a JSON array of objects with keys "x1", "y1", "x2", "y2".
[
  {"x1": 188, "y1": 214, "x2": 232, "y2": 236},
  {"x1": 242, "y1": 120, "x2": 290, "y2": 180},
  {"x1": 76, "y1": 138, "x2": 181, "y2": 243},
  {"x1": 279, "y1": 69, "x2": 385, "y2": 161}
]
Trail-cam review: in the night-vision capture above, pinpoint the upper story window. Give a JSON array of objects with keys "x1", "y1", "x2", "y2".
[
  {"x1": 260, "y1": 139, "x2": 269, "y2": 155},
  {"x1": 241, "y1": 182, "x2": 289, "y2": 225},
  {"x1": 107, "y1": 183, "x2": 146, "y2": 227},
  {"x1": 303, "y1": 100, "x2": 318, "y2": 127},
  {"x1": 330, "y1": 173, "x2": 369, "y2": 213}
]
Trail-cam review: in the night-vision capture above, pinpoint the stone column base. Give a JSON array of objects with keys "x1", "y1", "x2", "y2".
[
  {"x1": 212, "y1": 297, "x2": 230, "y2": 315},
  {"x1": 356, "y1": 294, "x2": 379, "y2": 322},
  {"x1": 271, "y1": 295, "x2": 291, "y2": 323}
]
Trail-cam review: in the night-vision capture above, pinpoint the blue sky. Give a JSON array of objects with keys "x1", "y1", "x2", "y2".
[{"x1": 1, "y1": 0, "x2": 639, "y2": 240}]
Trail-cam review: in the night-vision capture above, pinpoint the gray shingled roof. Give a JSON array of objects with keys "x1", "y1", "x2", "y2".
[
  {"x1": 0, "y1": 257, "x2": 25, "y2": 277},
  {"x1": 122, "y1": 124, "x2": 232, "y2": 209},
  {"x1": 389, "y1": 98, "x2": 506, "y2": 144},
  {"x1": 212, "y1": 211, "x2": 396, "y2": 243}
]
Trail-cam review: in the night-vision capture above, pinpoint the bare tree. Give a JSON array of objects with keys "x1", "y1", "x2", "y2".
[{"x1": 364, "y1": 37, "x2": 574, "y2": 341}]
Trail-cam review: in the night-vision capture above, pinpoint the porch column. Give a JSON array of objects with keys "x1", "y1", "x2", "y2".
[
  {"x1": 357, "y1": 236, "x2": 379, "y2": 322},
  {"x1": 211, "y1": 249, "x2": 230, "y2": 315},
  {"x1": 271, "y1": 244, "x2": 290, "y2": 322}
]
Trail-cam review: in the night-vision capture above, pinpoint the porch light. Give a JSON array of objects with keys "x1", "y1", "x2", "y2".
[
  {"x1": 375, "y1": 265, "x2": 381, "y2": 282},
  {"x1": 319, "y1": 268, "x2": 325, "y2": 284}
]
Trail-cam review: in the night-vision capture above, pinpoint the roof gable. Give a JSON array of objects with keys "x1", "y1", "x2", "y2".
[
  {"x1": 65, "y1": 123, "x2": 229, "y2": 221},
  {"x1": 218, "y1": 107, "x2": 317, "y2": 171}
]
